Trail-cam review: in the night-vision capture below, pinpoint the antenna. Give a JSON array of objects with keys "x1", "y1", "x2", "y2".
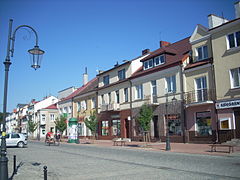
[{"x1": 85, "y1": 67, "x2": 87, "y2": 74}]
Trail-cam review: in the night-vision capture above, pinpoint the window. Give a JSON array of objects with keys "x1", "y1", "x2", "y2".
[
  {"x1": 136, "y1": 84, "x2": 143, "y2": 99},
  {"x1": 196, "y1": 45, "x2": 208, "y2": 61},
  {"x1": 154, "y1": 55, "x2": 165, "y2": 66},
  {"x1": 11, "y1": 134, "x2": 20, "y2": 138},
  {"x1": 143, "y1": 59, "x2": 153, "y2": 70},
  {"x1": 108, "y1": 93, "x2": 111, "y2": 104},
  {"x1": 195, "y1": 76, "x2": 207, "y2": 102},
  {"x1": 115, "y1": 90, "x2": 120, "y2": 103},
  {"x1": 220, "y1": 118, "x2": 231, "y2": 130},
  {"x1": 101, "y1": 94, "x2": 105, "y2": 105},
  {"x1": 69, "y1": 106, "x2": 72, "y2": 113},
  {"x1": 112, "y1": 120, "x2": 121, "y2": 136},
  {"x1": 124, "y1": 88, "x2": 128, "y2": 102},
  {"x1": 165, "y1": 114, "x2": 182, "y2": 136},
  {"x1": 230, "y1": 68, "x2": 240, "y2": 88},
  {"x1": 50, "y1": 114, "x2": 55, "y2": 121},
  {"x1": 151, "y1": 80, "x2": 157, "y2": 103},
  {"x1": 227, "y1": 31, "x2": 240, "y2": 49},
  {"x1": 101, "y1": 121, "x2": 109, "y2": 136},
  {"x1": 91, "y1": 97, "x2": 96, "y2": 109},
  {"x1": 77, "y1": 102, "x2": 81, "y2": 112},
  {"x1": 166, "y1": 75, "x2": 176, "y2": 93},
  {"x1": 196, "y1": 111, "x2": 212, "y2": 136},
  {"x1": 41, "y1": 114, "x2": 46, "y2": 122},
  {"x1": 81, "y1": 101, "x2": 87, "y2": 111},
  {"x1": 118, "y1": 69, "x2": 126, "y2": 80},
  {"x1": 103, "y1": 75, "x2": 109, "y2": 86}
]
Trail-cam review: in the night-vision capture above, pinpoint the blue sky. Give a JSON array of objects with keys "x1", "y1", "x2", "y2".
[{"x1": 0, "y1": 0, "x2": 237, "y2": 112}]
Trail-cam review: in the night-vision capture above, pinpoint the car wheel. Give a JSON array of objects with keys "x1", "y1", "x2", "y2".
[{"x1": 17, "y1": 141, "x2": 24, "y2": 148}]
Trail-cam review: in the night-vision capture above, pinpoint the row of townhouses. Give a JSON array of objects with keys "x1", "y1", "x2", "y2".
[{"x1": 6, "y1": 2, "x2": 240, "y2": 143}]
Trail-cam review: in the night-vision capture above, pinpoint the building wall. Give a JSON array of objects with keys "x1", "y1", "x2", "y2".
[{"x1": 212, "y1": 22, "x2": 240, "y2": 100}]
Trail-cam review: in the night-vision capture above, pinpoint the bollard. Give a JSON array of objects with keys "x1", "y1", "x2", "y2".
[
  {"x1": 13, "y1": 155, "x2": 17, "y2": 174},
  {"x1": 43, "y1": 166, "x2": 48, "y2": 180}
]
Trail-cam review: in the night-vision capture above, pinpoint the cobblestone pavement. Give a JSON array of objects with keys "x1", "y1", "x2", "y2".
[{"x1": 5, "y1": 139, "x2": 240, "y2": 180}]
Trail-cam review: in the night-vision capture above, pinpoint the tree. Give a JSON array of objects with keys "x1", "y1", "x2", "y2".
[
  {"x1": 28, "y1": 119, "x2": 38, "y2": 138},
  {"x1": 84, "y1": 111, "x2": 98, "y2": 140},
  {"x1": 54, "y1": 115, "x2": 67, "y2": 136},
  {"x1": 137, "y1": 104, "x2": 153, "y2": 142}
]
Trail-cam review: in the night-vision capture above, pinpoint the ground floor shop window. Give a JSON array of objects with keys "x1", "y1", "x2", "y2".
[
  {"x1": 78, "y1": 123, "x2": 85, "y2": 136},
  {"x1": 112, "y1": 120, "x2": 121, "y2": 136},
  {"x1": 220, "y1": 118, "x2": 230, "y2": 130},
  {"x1": 166, "y1": 114, "x2": 181, "y2": 135},
  {"x1": 196, "y1": 111, "x2": 212, "y2": 136},
  {"x1": 102, "y1": 121, "x2": 109, "y2": 136}
]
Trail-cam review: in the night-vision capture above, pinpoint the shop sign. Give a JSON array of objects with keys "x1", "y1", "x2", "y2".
[{"x1": 216, "y1": 100, "x2": 240, "y2": 109}]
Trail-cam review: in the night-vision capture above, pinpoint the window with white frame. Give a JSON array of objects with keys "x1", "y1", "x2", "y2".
[
  {"x1": 103, "y1": 75, "x2": 109, "y2": 86},
  {"x1": 219, "y1": 118, "x2": 231, "y2": 130},
  {"x1": 166, "y1": 75, "x2": 176, "y2": 93},
  {"x1": 227, "y1": 31, "x2": 240, "y2": 49},
  {"x1": 230, "y1": 67, "x2": 240, "y2": 88},
  {"x1": 143, "y1": 59, "x2": 153, "y2": 70},
  {"x1": 81, "y1": 101, "x2": 87, "y2": 111},
  {"x1": 69, "y1": 106, "x2": 72, "y2": 113},
  {"x1": 101, "y1": 94, "x2": 105, "y2": 105},
  {"x1": 196, "y1": 45, "x2": 208, "y2": 61},
  {"x1": 50, "y1": 114, "x2": 55, "y2": 121},
  {"x1": 91, "y1": 97, "x2": 96, "y2": 109},
  {"x1": 135, "y1": 84, "x2": 143, "y2": 99},
  {"x1": 41, "y1": 114, "x2": 46, "y2": 122},
  {"x1": 154, "y1": 55, "x2": 165, "y2": 66},
  {"x1": 115, "y1": 90, "x2": 120, "y2": 103},
  {"x1": 108, "y1": 92, "x2": 111, "y2": 104},
  {"x1": 118, "y1": 69, "x2": 126, "y2": 80},
  {"x1": 124, "y1": 88, "x2": 128, "y2": 102},
  {"x1": 195, "y1": 76, "x2": 207, "y2": 102},
  {"x1": 77, "y1": 102, "x2": 81, "y2": 112},
  {"x1": 151, "y1": 80, "x2": 157, "y2": 103}
]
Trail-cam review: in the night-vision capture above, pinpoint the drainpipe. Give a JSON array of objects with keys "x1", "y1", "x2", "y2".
[
  {"x1": 210, "y1": 35, "x2": 219, "y2": 143},
  {"x1": 129, "y1": 79, "x2": 133, "y2": 140}
]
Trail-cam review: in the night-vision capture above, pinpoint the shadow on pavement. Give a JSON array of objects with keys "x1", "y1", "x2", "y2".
[{"x1": 8, "y1": 162, "x2": 24, "y2": 180}]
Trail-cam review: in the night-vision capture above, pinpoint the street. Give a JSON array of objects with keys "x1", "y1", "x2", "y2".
[{"x1": 6, "y1": 141, "x2": 240, "y2": 180}]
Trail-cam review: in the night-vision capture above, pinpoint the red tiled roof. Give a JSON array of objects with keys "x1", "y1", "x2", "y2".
[
  {"x1": 43, "y1": 104, "x2": 58, "y2": 110},
  {"x1": 130, "y1": 37, "x2": 191, "y2": 79},
  {"x1": 59, "y1": 77, "x2": 98, "y2": 103}
]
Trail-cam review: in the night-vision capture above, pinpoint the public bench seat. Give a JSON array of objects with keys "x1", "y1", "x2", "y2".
[{"x1": 209, "y1": 144, "x2": 235, "y2": 153}]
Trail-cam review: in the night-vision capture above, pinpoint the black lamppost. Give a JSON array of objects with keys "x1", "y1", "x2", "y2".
[
  {"x1": 76, "y1": 123, "x2": 80, "y2": 144},
  {"x1": 0, "y1": 19, "x2": 44, "y2": 180},
  {"x1": 165, "y1": 92, "x2": 171, "y2": 151}
]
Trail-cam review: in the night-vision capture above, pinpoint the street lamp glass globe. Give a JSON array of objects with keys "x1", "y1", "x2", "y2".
[{"x1": 28, "y1": 45, "x2": 45, "y2": 70}]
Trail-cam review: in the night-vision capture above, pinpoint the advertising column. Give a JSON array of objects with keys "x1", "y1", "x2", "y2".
[{"x1": 68, "y1": 118, "x2": 78, "y2": 143}]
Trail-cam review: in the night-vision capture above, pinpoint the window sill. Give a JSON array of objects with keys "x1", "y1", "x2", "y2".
[
  {"x1": 229, "y1": 87, "x2": 240, "y2": 91},
  {"x1": 226, "y1": 46, "x2": 240, "y2": 53}
]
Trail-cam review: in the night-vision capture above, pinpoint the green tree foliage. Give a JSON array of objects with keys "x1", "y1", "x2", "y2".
[
  {"x1": 84, "y1": 111, "x2": 98, "y2": 139},
  {"x1": 138, "y1": 104, "x2": 153, "y2": 131},
  {"x1": 54, "y1": 115, "x2": 67, "y2": 134},
  {"x1": 137, "y1": 104, "x2": 153, "y2": 142},
  {"x1": 28, "y1": 119, "x2": 38, "y2": 134}
]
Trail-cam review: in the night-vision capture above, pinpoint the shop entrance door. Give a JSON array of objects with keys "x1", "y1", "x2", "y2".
[
  {"x1": 234, "y1": 110, "x2": 240, "y2": 138},
  {"x1": 153, "y1": 116, "x2": 159, "y2": 139}
]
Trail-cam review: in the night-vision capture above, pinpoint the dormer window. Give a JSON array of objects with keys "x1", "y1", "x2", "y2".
[
  {"x1": 143, "y1": 59, "x2": 153, "y2": 70},
  {"x1": 118, "y1": 69, "x2": 126, "y2": 80},
  {"x1": 154, "y1": 55, "x2": 165, "y2": 66},
  {"x1": 103, "y1": 75, "x2": 109, "y2": 86},
  {"x1": 196, "y1": 45, "x2": 208, "y2": 61}
]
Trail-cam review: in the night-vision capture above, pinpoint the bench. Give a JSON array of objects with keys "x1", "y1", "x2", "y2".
[
  {"x1": 112, "y1": 138, "x2": 127, "y2": 146},
  {"x1": 209, "y1": 144, "x2": 235, "y2": 153}
]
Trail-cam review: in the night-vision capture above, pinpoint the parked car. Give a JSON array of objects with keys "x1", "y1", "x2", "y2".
[{"x1": 0, "y1": 133, "x2": 27, "y2": 148}]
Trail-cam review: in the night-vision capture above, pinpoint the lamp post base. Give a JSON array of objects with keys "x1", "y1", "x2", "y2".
[
  {"x1": 165, "y1": 137, "x2": 171, "y2": 151},
  {"x1": 0, "y1": 156, "x2": 9, "y2": 180}
]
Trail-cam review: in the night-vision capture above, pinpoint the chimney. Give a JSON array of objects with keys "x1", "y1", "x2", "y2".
[
  {"x1": 160, "y1": 41, "x2": 171, "y2": 48},
  {"x1": 208, "y1": 14, "x2": 228, "y2": 29},
  {"x1": 142, "y1": 49, "x2": 150, "y2": 55},
  {"x1": 83, "y1": 67, "x2": 88, "y2": 86},
  {"x1": 235, "y1": 1, "x2": 240, "y2": 19}
]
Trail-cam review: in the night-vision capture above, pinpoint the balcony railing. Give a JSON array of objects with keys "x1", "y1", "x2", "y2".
[
  {"x1": 100, "y1": 103, "x2": 120, "y2": 111},
  {"x1": 184, "y1": 89, "x2": 215, "y2": 104}
]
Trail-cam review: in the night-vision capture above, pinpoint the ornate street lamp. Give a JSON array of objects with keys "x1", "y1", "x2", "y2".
[
  {"x1": 165, "y1": 92, "x2": 171, "y2": 151},
  {"x1": 0, "y1": 19, "x2": 44, "y2": 180}
]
